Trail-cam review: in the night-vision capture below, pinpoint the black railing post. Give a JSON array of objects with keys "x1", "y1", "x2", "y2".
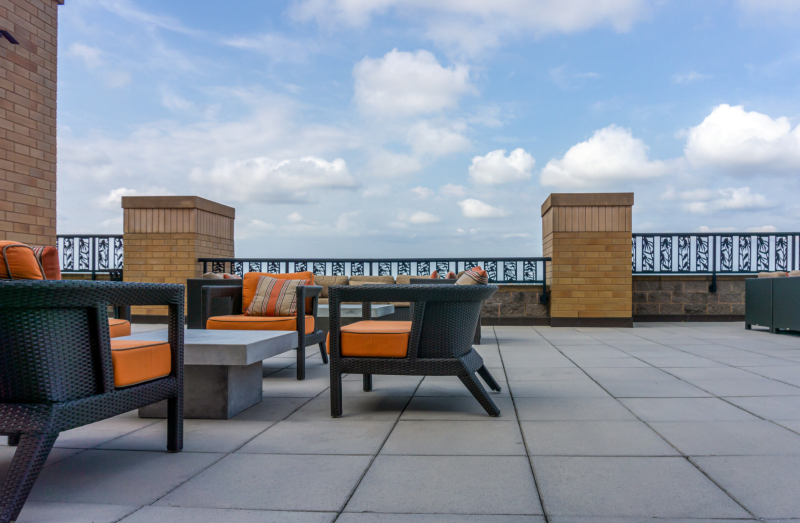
[
  {"x1": 540, "y1": 260, "x2": 548, "y2": 304},
  {"x1": 709, "y1": 236, "x2": 717, "y2": 293},
  {"x1": 91, "y1": 236, "x2": 97, "y2": 281}
]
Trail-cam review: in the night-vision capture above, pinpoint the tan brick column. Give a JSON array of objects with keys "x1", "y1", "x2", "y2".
[
  {"x1": 0, "y1": 0, "x2": 64, "y2": 246},
  {"x1": 122, "y1": 196, "x2": 235, "y2": 318},
  {"x1": 542, "y1": 193, "x2": 633, "y2": 327}
]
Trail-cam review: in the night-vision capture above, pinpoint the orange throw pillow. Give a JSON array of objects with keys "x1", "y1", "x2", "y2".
[
  {"x1": 245, "y1": 276, "x2": 311, "y2": 317},
  {"x1": 455, "y1": 266, "x2": 489, "y2": 285},
  {"x1": 430, "y1": 271, "x2": 439, "y2": 279},
  {"x1": 0, "y1": 241, "x2": 44, "y2": 280},
  {"x1": 242, "y1": 271, "x2": 315, "y2": 313},
  {"x1": 446, "y1": 271, "x2": 457, "y2": 279},
  {"x1": 32, "y1": 246, "x2": 61, "y2": 280}
]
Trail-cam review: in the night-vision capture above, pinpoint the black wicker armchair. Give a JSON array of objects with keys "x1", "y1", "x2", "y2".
[
  {"x1": 201, "y1": 284, "x2": 326, "y2": 380},
  {"x1": 328, "y1": 284, "x2": 502, "y2": 418},
  {"x1": 0, "y1": 281, "x2": 184, "y2": 523}
]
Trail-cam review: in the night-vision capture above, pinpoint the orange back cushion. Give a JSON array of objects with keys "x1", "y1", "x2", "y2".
[
  {"x1": 0, "y1": 241, "x2": 45, "y2": 280},
  {"x1": 32, "y1": 246, "x2": 61, "y2": 280},
  {"x1": 245, "y1": 276, "x2": 311, "y2": 317},
  {"x1": 242, "y1": 271, "x2": 315, "y2": 313}
]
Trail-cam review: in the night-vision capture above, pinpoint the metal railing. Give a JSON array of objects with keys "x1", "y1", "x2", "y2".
[
  {"x1": 199, "y1": 257, "x2": 550, "y2": 294},
  {"x1": 632, "y1": 233, "x2": 800, "y2": 292},
  {"x1": 56, "y1": 235, "x2": 124, "y2": 280}
]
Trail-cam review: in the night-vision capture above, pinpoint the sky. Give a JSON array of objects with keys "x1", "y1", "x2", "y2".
[{"x1": 57, "y1": 0, "x2": 800, "y2": 257}]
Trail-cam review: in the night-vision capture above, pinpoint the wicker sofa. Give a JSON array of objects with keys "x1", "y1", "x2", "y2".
[{"x1": 0, "y1": 281, "x2": 185, "y2": 523}]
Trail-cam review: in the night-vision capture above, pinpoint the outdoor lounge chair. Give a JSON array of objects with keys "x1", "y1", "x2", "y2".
[
  {"x1": 327, "y1": 283, "x2": 502, "y2": 417},
  {"x1": 200, "y1": 271, "x2": 326, "y2": 380},
  {"x1": 0, "y1": 280, "x2": 184, "y2": 523}
]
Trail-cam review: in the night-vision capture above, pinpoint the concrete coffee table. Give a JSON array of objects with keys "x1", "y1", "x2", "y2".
[
  {"x1": 118, "y1": 329, "x2": 297, "y2": 420},
  {"x1": 317, "y1": 303, "x2": 395, "y2": 318}
]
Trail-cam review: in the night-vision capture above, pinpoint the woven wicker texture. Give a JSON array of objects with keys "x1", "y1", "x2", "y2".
[
  {"x1": 328, "y1": 284, "x2": 501, "y2": 418},
  {"x1": 0, "y1": 280, "x2": 185, "y2": 523}
]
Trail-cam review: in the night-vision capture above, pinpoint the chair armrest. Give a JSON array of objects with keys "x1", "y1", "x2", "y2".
[
  {"x1": 295, "y1": 285, "x2": 322, "y2": 335},
  {"x1": 114, "y1": 305, "x2": 131, "y2": 321},
  {"x1": 200, "y1": 285, "x2": 243, "y2": 329}
]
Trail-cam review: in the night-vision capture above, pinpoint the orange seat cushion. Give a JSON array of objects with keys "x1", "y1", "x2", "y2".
[
  {"x1": 0, "y1": 241, "x2": 44, "y2": 280},
  {"x1": 242, "y1": 272, "x2": 315, "y2": 314},
  {"x1": 206, "y1": 315, "x2": 316, "y2": 334},
  {"x1": 327, "y1": 321, "x2": 411, "y2": 358},
  {"x1": 108, "y1": 318, "x2": 131, "y2": 338},
  {"x1": 32, "y1": 246, "x2": 61, "y2": 280},
  {"x1": 110, "y1": 340, "x2": 171, "y2": 388}
]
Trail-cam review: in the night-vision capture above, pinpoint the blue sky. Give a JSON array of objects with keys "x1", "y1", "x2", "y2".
[{"x1": 57, "y1": 0, "x2": 800, "y2": 257}]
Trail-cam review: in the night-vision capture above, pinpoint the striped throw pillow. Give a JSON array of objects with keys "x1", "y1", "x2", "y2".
[
  {"x1": 455, "y1": 266, "x2": 489, "y2": 285},
  {"x1": 245, "y1": 276, "x2": 310, "y2": 317}
]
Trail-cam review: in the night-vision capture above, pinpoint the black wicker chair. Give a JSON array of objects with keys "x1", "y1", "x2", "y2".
[
  {"x1": 201, "y1": 284, "x2": 326, "y2": 380},
  {"x1": 410, "y1": 278, "x2": 481, "y2": 345},
  {"x1": 328, "y1": 284, "x2": 502, "y2": 418},
  {"x1": 0, "y1": 281, "x2": 184, "y2": 523}
]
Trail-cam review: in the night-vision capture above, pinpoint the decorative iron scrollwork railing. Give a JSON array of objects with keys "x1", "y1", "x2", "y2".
[
  {"x1": 56, "y1": 235, "x2": 124, "y2": 280},
  {"x1": 632, "y1": 233, "x2": 800, "y2": 292},
  {"x1": 198, "y1": 257, "x2": 551, "y2": 287}
]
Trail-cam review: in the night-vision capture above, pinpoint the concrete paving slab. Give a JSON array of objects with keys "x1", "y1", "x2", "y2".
[
  {"x1": 237, "y1": 420, "x2": 394, "y2": 455},
  {"x1": 509, "y1": 380, "x2": 611, "y2": 398},
  {"x1": 157, "y1": 454, "x2": 371, "y2": 511},
  {"x1": 16, "y1": 502, "x2": 139, "y2": 523},
  {"x1": 583, "y1": 368, "x2": 671, "y2": 381},
  {"x1": 649, "y1": 420, "x2": 800, "y2": 455},
  {"x1": 693, "y1": 455, "x2": 800, "y2": 518},
  {"x1": 599, "y1": 379, "x2": 710, "y2": 398},
  {"x1": 233, "y1": 396, "x2": 313, "y2": 421},
  {"x1": 504, "y1": 367, "x2": 588, "y2": 381},
  {"x1": 341, "y1": 377, "x2": 422, "y2": 396},
  {"x1": 533, "y1": 456, "x2": 749, "y2": 518},
  {"x1": 120, "y1": 506, "x2": 337, "y2": 522},
  {"x1": 620, "y1": 398, "x2": 758, "y2": 421},
  {"x1": 688, "y1": 379, "x2": 800, "y2": 397},
  {"x1": 338, "y1": 515, "x2": 545, "y2": 522},
  {"x1": 288, "y1": 394, "x2": 410, "y2": 421},
  {"x1": 53, "y1": 411, "x2": 160, "y2": 449},
  {"x1": 0, "y1": 447, "x2": 83, "y2": 479},
  {"x1": 723, "y1": 396, "x2": 800, "y2": 420},
  {"x1": 515, "y1": 398, "x2": 637, "y2": 421},
  {"x1": 401, "y1": 396, "x2": 516, "y2": 420},
  {"x1": 345, "y1": 455, "x2": 541, "y2": 515},
  {"x1": 99, "y1": 420, "x2": 274, "y2": 453},
  {"x1": 381, "y1": 421, "x2": 525, "y2": 455},
  {"x1": 522, "y1": 421, "x2": 678, "y2": 456},
  {"x1": 415, "y1": 376, "x2": 509, "y2": 397},
  {"x1": 29, "y1": 450, "x2": 222, "y2": 505}
]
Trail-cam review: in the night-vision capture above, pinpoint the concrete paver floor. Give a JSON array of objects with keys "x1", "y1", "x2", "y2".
[{"x1": 3, "y1": 323, "x2": 800, "y2": 522}]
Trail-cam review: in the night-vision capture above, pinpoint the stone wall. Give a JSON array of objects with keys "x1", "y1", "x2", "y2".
[
  {"x1": 632, "y1": 275, "x2": 749, "y2": 318},
  {"x1": 0, "y1": 0, "x2": 63, "y2": 246},
  {"x1": 480, "y1": 285, "x2": 548, "y2": 324}
]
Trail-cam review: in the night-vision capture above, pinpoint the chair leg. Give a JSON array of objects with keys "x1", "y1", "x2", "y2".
[
  {"x1": 363, "y1": 374, "x2": 373, "y2": 392},
  {"x1": 7, "y1": 434, "x2": 20, "y2": 447},
  {"x1": 745, "y1": 324, "x2": 752, "y2": 330},
  {"x1": 477, "y1": 365, "x2": 502, "y2": 392},
  {"x1": 319, "y1": 340, "x2": 329, "y2": 364},
  {"x1": 167, "y1": 395, "x2": 183, "y2": 453},
  {"x1": 0, "y1": 432, "x2": 58, "y2": 523},
  {"x1": 296, "y1": 344, "x2": 306, "y2": 380},
  {"x1": 331, "y1": 371, "x2": 343, "y2": 418},
  {"x1": 459, "y1": 372, "x2": 501, "y2": 417}
]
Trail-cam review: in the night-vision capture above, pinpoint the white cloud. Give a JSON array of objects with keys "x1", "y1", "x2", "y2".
[
  {"x1": 502, "y1": 232, "x2": 531, "y2": 239},
  {"x1": 192, "y1": 156, "x2": 357, "y2": 203},
  {"x1": 469, "y1": 148, "x2": 534, "y2": 185},
  {"x1": 549, "y1": 64, "x2": 600, "y2": 89},
  {"x1": 362, "y1": 185, "x2": 391, "y2": 198},
  {"x1": 407, "y1": 211, "x2": 441, "y2": 224},
  {"x1": 540, "y1": 125, "x2": 671, "y2": 188},
  {"x1": 291, "y1": 0, "x2": 649, "y2": 55},
  {"x1": 738, "y1": 0, "x2": 800, "y2": 14},
  {"x1": 161, "y1": 88, "x2": 194, "y2": 111},
  {"x1": 746, "y1": 225, "x2": 778, "y2": 233},
  {"x1": 680, "y1": 187, "x2": 774, "y2": 214},
  {"x1": 684, "y1": 104, "x2": 800, "y2": 174},
  {"x1": 365, "y1": 149, "x2": 422, "y2": 178},
  {"x1": 353, "y1": 49, "x2": 474, "y2": 117},
  {"x1": 96, "y1": 186, "x2": 173, "y2": 210},
  {"x1": 411, "y1": 186, "x2": 434, "y2": 199},
  {"x1": 672, "y1": 71, "x2": 711, "y2": 84},
  {"x1": 69, "y1": 43, "x2": 104, "y2": 69},
  {"x1": 101, "y1": 70, "x2": 132, "y2": 88},
  {"x1": 439, "y1": 183, "x2": 467, "y2": 197},
  {"x1": 287, "y1": 212, "x2": 304, "y2": 223},
  {"x1": 407, "y1": 120, "x2": 471, "y2": 156},
  {"x1": 457, "y1": 199, "x2": 510, "y2": 218},
  {"x1": 223, "y1": 33, "x2": 319, "y2": 62}
]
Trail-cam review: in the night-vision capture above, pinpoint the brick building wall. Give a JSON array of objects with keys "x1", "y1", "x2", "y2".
[{"x1": 0, "y1": 0, "x2": 63, "y2": 246}]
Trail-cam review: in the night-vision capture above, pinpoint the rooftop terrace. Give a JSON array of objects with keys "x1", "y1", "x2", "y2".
[{"x1": 2, "y1": 323, "x2": 799, "y2": 522}]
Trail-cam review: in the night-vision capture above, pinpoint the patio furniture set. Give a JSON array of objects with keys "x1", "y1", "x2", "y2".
[
  {"x1": 745, "y1": 270, "x2": 800, "y2": 333},
  {"x1": 0, "y1": 241, "x2": 500, "y2": 522}
]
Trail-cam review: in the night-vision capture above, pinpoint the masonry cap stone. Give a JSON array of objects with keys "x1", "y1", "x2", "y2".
[
  {"x1": 541, "y1": 192, "x2": 634, "y2": 216},
  {"x1": 121, "y1": 196, "x2": 236, "y2": 219}
]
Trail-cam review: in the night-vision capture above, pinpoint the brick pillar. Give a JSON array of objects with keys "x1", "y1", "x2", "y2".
[
  {"x1": 542, "y1": 193, "x2": 633, "y2": 327},
  {"x1": 122, "y1": 196, "x2": 235, "y2": 318},
  {"x1": 0, "y1": 0, "x2": 64, "y2": 246}
]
